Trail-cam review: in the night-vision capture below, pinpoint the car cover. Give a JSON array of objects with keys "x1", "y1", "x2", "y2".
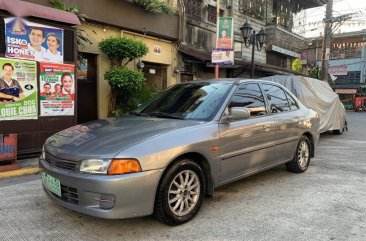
[{"x1": 261, "y1": 75, "x2": 346, "y2": 133}]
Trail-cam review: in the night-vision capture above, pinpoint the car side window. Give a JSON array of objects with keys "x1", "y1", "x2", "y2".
[
  {"x1": 285, "y1": 92, "x2": 299, "y2": 110},
  {"x1": 261, "y1": 84, "x2": 291, "y2": 113},
  {"x1": 229, "y1": 83, "x2": 267, "y2": 118}
]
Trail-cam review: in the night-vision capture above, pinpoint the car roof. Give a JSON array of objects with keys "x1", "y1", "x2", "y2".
[{"x1": 178, "y1": 78, "x2": 283, "y2": 86}]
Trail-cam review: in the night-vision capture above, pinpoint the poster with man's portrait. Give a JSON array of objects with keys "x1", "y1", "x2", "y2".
[
  {"x1": 216, "y1": 17, "x2": 234, "y2": 50},
  {"x1": 4, "y1": 17, "x2": 64, "y2": 63},
  {"x1": 0, "y1": 57, "x2": 38, "y2": 121},
  {"x1": 39, "y1": 62, "x2": 75, "y2": 116}
]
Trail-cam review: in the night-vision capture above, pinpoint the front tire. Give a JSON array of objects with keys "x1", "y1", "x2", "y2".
[
  {"x1": 154, "y1": 159, "x2": 205, "y2": 226},
  {"x1": 286, "y1": 136, "x2": 311, "y2": 173}
]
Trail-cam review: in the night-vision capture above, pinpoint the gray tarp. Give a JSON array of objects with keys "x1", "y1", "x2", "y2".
[{"x1": 261, "y1": 75, "x2": 346, "y2": 133}]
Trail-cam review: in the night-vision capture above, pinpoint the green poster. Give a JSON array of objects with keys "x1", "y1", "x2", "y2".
[
  {"x1": 0, "y1": 58, "x2": 38, "y2": 120},
  {"x1": 216, "y1": 17, "x2": 234, "y2": 50}
]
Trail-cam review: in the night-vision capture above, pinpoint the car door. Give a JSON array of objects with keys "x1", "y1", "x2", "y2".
[
  {"x1": 261, "y1": 83, "x2": 303, "y2": 163},
  {"x1": 219, "y1": 83, "x2": 276, "y2": 183}
]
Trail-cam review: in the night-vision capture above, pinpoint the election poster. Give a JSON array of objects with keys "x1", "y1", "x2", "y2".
[
  {"x1": 4, "y1": 17, "x2": 64, "y2": 63},
  {"x1": 216, "y1": 17, "x2": 234, "y2": 50},
  {"x1": 39, "y1": 62, "x2": 75, "y2": 116},
  {"x1": 0, "y1": 58, "x2": 38, "y2": 121}
]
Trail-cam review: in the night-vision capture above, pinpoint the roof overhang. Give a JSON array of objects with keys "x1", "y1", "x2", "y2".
[
  {"x1": 0, "y1": 0, "x2": 80, "y2": 25},
  {"x1": 299, "y1": 0, "x2": 327, "y2": 10},
  {"x1": 179, "y1": 45, "x2": 211, "y2": 62},
  {"x1": 179, "y1": 44, "x2": 299, "y2": 76}
]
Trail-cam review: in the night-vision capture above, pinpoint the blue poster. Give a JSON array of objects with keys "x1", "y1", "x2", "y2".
[{"x1": 4, "y1": 17, "x2": 64, "y2": 63}]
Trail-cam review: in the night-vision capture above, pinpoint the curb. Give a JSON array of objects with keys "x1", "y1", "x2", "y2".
[{"x1": 0, "y1": 167, "x2": 41, "y2": 179}]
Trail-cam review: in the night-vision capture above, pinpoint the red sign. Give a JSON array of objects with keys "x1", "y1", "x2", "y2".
[{"x1": 0, "y1": 134, "x2": 17, "y2": 161}]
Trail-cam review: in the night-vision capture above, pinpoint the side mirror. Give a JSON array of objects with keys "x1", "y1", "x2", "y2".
[{"x1": 227, "y1": 107, "x2": 251, "y2": 122}]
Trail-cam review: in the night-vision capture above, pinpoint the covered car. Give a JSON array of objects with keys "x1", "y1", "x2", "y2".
[{"x1": 262, "y1": 75, "x2": 347, "y2": 134}]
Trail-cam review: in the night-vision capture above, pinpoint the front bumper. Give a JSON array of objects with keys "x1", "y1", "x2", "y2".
[{"x1": 40, "y1": 158, "x2": 164, "y2": 219}]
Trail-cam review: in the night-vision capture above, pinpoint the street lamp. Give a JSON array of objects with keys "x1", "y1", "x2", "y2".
[{"x1": 240, "y1": 21, "x2": 267, "y2": 78}]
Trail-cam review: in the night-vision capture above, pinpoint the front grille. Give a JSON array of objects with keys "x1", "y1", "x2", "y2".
[
  {"x1": 61, "y1": 184, "x2": 79, "y2": 204},
  {"x1": 45, "y1": 153, "x2": 78, "y2": 171}
]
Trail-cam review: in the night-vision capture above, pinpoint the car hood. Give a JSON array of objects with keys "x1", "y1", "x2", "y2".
[{"x1": 45, "y1": 116, "x2": 202, "y2": 160}]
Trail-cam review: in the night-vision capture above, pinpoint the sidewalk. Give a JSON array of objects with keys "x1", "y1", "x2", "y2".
[{"x1": 0, "y1": 158, "x2": 40, "y2": 179}]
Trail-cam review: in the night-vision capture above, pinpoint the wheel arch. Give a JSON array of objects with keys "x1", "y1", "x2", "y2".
[
  {"x1": 302, "y1": 132, "x2": 314, "y2": 158},
  {"x1": 159, "y1": 152, "x2": 214, "y2": 197}
]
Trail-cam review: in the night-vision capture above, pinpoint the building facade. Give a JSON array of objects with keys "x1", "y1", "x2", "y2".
[
  {"x1": 25, "y1": 0, "x2": 182, "y2": 120},
  {"x1": 179, "y1": 0, "x2": 327, "y2": 80},
  {"x1": 308, "y1": 31, "x2": 366, "y2": 108}
]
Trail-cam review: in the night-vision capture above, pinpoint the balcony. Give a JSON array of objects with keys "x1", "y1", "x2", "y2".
[{"x1": 265, "y1": 24, "x2": 306, "y2": 55}]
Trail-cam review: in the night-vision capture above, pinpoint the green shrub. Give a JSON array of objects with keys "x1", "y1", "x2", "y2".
[
  {"x1": 99, "y1": 36, "x2": 148, "y2": 67},
  {"x1": 133, "y1": 0, "x2": 176, "y2": 15},
  {"x1": 105, "y1": 67, "x2": 144, "y2": 93},
  {"x1": 291, "y1": 58, "x2": 303, "y2": 73}
]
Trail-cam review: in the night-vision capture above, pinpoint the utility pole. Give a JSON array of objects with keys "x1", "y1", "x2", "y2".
[
  {"x1": 215, "y1": 0, "x2": 220, "y2": 79},
  {"x1": 320, "y1": 0, "x2": 333, "y2": 81}
]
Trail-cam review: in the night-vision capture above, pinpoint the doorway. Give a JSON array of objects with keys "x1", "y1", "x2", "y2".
[
  {"x1": 143, "y1": 62, "x2": 168, "y2": 90},
  {"x1": 76, "y1": 53, "x2": 98, "y2": 124}
]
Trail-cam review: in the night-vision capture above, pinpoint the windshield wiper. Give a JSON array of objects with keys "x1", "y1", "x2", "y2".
[
  {"x1": 129, "y1": 111, "x2": 150, "y2": 117},
  {"x1": 148, "y1": 112, "x2": 184, "y2": 119}
]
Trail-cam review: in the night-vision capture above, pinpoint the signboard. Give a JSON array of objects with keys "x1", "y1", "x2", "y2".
[
  {"x1": 335, "y1": 89, "x2": 357, "y2": 94},
  {"x1": 212, "y1": 50, "x2": 234, "y2": 65},
  {"x1": 216, "y1": 17, "x2": 234, "y2": 50},
  {"x1": 329, "y1": 65, "x2": 348, "y2": 76},
  {"x1": 5, "y1": 17, "x2": 64, "y2": 63},
  {"x1": 39, "y1": 63, "x2": 75, "y2": 116},
  {"x1": 0, "y1": 134, "x2": 19, "y2": 172},
  {"x1": 0, "y1": 58, "x2": 38, "y2": 121},
  {"x1": 0, "y1": 134, "x2": 17, "y2": 162}
]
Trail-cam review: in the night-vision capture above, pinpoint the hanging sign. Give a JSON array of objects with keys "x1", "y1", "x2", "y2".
[{"x1": 216, "y1": 17, "x2": 234, "y2": 50}]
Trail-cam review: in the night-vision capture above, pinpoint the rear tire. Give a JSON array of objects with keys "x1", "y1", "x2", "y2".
[
  {"x1": 154, "y1": 159, "x2": 205, "y2": 226},
  {"x1": 286, "y1": 136, "x2": 311, "y2": 173}
]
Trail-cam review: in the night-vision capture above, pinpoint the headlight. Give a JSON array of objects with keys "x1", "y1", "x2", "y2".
[
  {"x1": 79, "y1": 158, "x2": 142, "y2": 175},
  {"x1": 79, "y1": 159, "x2": 112, "y2": 174}
]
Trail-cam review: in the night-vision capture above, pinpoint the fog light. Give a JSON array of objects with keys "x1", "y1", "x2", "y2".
[{"x1": 99, "y1": 194, "x2": 116, "y2": 210}]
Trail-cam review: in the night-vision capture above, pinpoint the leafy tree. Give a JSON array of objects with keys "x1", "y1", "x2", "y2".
[
  {"x1": 49, "y1": 0, "x2": 93, "y2": 60},
  {"x1": 99, "y1": 36, "x2": 149, "y2": 116},
  {"x1": 132, "y1": 0, "x2": 176, "y2": 14},
  {"x1": 98, "y1": 36, "x2": 148, "y2": 67},
  {"x1": 291, "y1": 58, "x2": 303, "y2": 73},
  {"x1": 308, "y1": 66, "x2": 320, "y2": 79}
]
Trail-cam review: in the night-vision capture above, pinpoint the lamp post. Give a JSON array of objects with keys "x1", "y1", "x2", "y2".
[{"x1": 240, "y1": 21, "x2": 267, "y2": 78}]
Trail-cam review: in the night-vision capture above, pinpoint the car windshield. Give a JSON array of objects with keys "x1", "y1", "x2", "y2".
[{"x1": 133, "y1": 82, "x2": 233, "y2": 121}]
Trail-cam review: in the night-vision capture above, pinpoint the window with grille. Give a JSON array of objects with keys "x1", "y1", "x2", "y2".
[
  {"x1": 239, "y1": 0, "x2": 266, "y2": 20},
  {"x1": 184, "y1": 0, "x2": 202, "y2": 21},
  {"x1": 207, "y1": 5, "x2": 224, "y2": 23}
]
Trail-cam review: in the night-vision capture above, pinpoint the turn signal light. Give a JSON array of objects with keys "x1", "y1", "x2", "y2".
[{"x1": 107, "y1": 159, "x2": 141, "y2": 175}]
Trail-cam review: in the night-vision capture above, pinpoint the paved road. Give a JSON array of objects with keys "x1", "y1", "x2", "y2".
[{"x1": 1, "y1": 112, "x2": 365, "y2": 241}]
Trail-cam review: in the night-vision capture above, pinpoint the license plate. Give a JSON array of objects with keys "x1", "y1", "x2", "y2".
[{"x1": 41, "y1": 172, "x2": 61, "y2": 197}]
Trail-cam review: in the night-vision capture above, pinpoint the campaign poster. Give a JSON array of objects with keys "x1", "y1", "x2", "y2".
[
  {"x1": 211, "y1": 49, "x2": 234, "y2": 65},
  {"x1": 4, "y1": 17, "x2": 64, "y2": 63},
  {"x1": 216, "y1": 17, "x2": 234, "y2": 50},
  {"x1": 40, "y1": 63, "x2": 75, "y2": 116},
  {"x1": 0, "y1": 58, "x2": 38, "y2": 121}
]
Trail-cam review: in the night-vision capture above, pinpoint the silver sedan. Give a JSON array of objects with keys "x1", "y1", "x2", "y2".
[{"x1": 40, "y1": 79, "x2": 320, "y2": 226}]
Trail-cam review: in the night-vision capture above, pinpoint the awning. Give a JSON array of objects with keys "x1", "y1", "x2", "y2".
[
  {"x1": 179, "y1": 45, "x2": 211, "y2": 62},
  {"x1": 0, "y1": 0, "x2": 80, "y2": 25},
  {"x1": 179, "y1": 44, "x2": 299, "y2": 76}
]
